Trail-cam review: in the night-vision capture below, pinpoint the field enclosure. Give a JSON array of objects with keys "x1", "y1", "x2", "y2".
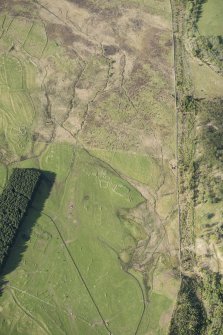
[
  {"x1": 198, "y1": 0, "x2": 223, "y2": 36},
  {"x1": 0, "y1": 0, "x2": 179, "y2": 334}
]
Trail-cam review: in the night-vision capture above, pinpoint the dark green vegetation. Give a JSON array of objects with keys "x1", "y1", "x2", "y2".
[
  {"x1": 186, "y1": 0, "x2": 223, "y2": 73},
  {"x1": 193, "y1": 99, "x2": 223, "y2": 206},
  {"x1": 171, "y1": 100, "x2": 223, "y2": 333},
  {"x1": 178, "y1": 98, "x2": 223, "y2": 209},
  {"x1": 0, "y1": 169, "x2": 40, "y2": 267},
  {"x1": 169, "y1": 276, "x2": 206, "y2": 335},
  {"x1": 201, "y1": 269, "x2": 223, "y2": 334},
  {"x1": 170, "y1": 271, "x2": 223, "y2": 335},
  {"x1": 169, "y1": 0, "x2": 223, "y2": 334},
  {"x1": 171, "y1": 98, "x2": 223, "y2": 334},
  {"x1": 177, "y1": 96, "x2": 197, "y2": 271}
]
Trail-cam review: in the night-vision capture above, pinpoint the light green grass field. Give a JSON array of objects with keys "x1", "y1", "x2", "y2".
[
  {"x1": 0, "y1": 147, "x2": 146, "y2": 335},
  {"x1": 198, "y1": 0, "x2": 223, "y2": 36},
  {"x1": 24, "y1": 22, "x2": 48, "y2": 59},
  {"x1": 0, "y1": 145, "x2": 178, "y2": 335},
  {"x1": 189, "y1": 57, "x2": 223, "y2": 98},
  {"x1": 0, "y1": 55, "x2": 35, "y2": 157},
  {"x1": 89, "y1": 149, "x2": 162, "y2": 192},
  {"x1": 7, "y1": 16, "x2": 32, "y2": 45}
]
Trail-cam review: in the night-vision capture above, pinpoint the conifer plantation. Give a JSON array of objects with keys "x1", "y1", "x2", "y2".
[{"x1": 0, "y1": 169, "x2": 40, "y2": 268}]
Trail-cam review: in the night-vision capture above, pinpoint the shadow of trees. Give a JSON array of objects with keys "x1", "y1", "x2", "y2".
[{"x1": 0, "y1": 169, "x2": 56, "y2": 296}]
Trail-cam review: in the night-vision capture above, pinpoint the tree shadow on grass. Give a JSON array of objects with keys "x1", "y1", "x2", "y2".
[
  {"x1": 0, "y1": 169, "x2": 56, "y2": 296},
  {"x1": 195, "y1": 0, "x2": 208, "y2": 23}
]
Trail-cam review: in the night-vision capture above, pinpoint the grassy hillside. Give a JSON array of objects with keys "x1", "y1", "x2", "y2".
[{"x1": 0, "y1": 0, "x2": 179, "y2": 334}]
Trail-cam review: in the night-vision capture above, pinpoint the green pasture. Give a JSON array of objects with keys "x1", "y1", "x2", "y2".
[
  {"x1": 89, "y1": 149, "x2": 162, "y2": 191},
  {"x1": 189, "y1": 58, "x2": 223, "y2": 98},
  {"x1": 198, "y1": 0, "x2": 223, "y2": 36},
  {"x1": 0, "y1": 14, "x2": 13, "y2": 32},
  {"x1": 0, "y1": 15, "x2": 48, "y2": 59},
  {"x1": 0, "y1": 147, "x2": 145, "y2": 335},
  {"x1": 0, "y1": 145, "x2": 178, "y2": 334},
  {"x1": 24, "y1": 22, "x2": 47, "y2": 59},
  {"x1": 7, "y1": 16, "x2": 32, "y2": 45},
  {"x1": 40, "y1": 143, "x2": 74, "y2": 183},
  {"x1": 0, "y1": 55, "x2": 24, "y2": 89},
  {"x1": 0, "y1": 55, "x2": 35, "y2": 157},
  {"x1": 195, "y1": 201, "x2": 223, "y2": 231}
]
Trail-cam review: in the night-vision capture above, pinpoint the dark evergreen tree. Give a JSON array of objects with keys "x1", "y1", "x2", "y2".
[{"x1": 0, "y1": 168, "x2": 40, "y2": 268}]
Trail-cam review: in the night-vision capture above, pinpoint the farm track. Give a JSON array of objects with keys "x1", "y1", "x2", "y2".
[
  {"x1": 8, "y1": 285, "x2": 56, "y2": 308},
  {"x1": 7, "y1": 284, "x2": 97, "y2": 327},
  {"x1": 10, "y1": 288, "x2": 51, "y2": 335},
  {"x1": 127, "y1": 271, "x2": 146, "y2": 335}
]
